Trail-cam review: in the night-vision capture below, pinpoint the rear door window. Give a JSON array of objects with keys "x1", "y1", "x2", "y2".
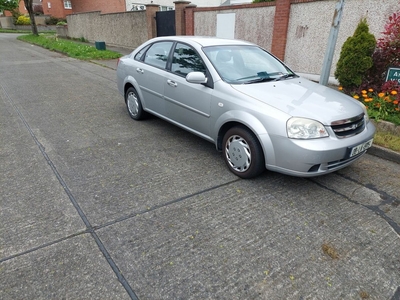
[{"x1": 143, "y1": 42, "x2": 173, "y2": 69}]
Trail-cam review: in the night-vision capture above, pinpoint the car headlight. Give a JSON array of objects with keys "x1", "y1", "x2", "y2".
[{"x1": 287, "y1": 117, "x2": 329, "y2": 139}]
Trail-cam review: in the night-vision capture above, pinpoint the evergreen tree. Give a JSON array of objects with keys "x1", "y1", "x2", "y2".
[{"x1": 334, "y1": 19, "x2": 376, "y2": 91}]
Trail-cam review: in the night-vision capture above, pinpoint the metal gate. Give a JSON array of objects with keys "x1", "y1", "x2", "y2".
[{"x1": 156, "y1": 10, "x2": 176, "y2": 37}]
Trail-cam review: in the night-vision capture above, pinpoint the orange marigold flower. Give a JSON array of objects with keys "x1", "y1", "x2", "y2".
[
  {"x1": 375, "y1": 103, "x2": 381, "y2": 108},
  {"x1": 368, "y1": 88, "x2": 373, "y2": 92},
  {"x1": 361, "y1": 90, "x2": 367, "y2": 94},
  {"x1": 362, "y1": 94, "x2": 368, "y2": 98},
  {"x1": 338, "y1": 86, "x2": 343, "y2": 91},
  {"x1": 391, "y1": 90, "x2": 398, "y2": 95},
  {"x1": 353, "y1": 95, "x2": 360, "y2": 99},
  {"x1": 393, "y1": 100, "x2": 399, "y2": 105},
  {"x1": 378, "y1": 92, "x2": 385, "y2": 98},
  {"x1": 396, "y1": 108, "x2": 399, "y2": 111}
]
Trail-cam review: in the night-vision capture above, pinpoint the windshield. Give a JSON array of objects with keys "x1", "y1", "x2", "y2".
[{"x1": 203, "y1": 45, "x2": 296, "y2": 84}]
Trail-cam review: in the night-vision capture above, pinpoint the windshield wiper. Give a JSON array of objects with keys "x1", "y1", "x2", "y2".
[
  {"x1": 273, "y1": 73, "x2": 298, "y2": 81},
  {"x1": 243, "y1": 77, "x2": 276, "y2": 84}
]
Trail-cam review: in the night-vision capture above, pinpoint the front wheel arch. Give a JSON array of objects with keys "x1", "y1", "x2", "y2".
[{"x1": 222, "y1": 125, "x2": 266, "y2": 179}]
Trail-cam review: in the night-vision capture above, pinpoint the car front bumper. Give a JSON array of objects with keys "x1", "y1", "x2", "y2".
[{"x1": 264, "y1": 121, "x2": 376, "y2": 177}]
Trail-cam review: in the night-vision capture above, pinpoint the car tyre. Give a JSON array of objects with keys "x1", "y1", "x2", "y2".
[
  {"x1": 125, "y1": 87, "x2": 147, "y2": 120},
  {"x1": 223, "y1": 126, "x2": 265, "y2": 179}
]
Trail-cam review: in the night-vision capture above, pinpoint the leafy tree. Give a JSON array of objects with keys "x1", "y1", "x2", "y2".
[
  {"x1": 22, "y1": 0, "x2": 38, "y2": 35},
  {"x1": 0, "y1": 0, "x2": 18, "y2": 12},
  {"x1": 0, "y1": 0, "x2": 20, "y2": 25},
  {"x1": 334, "y1": 18, "x2": 376, "y2": 92}
]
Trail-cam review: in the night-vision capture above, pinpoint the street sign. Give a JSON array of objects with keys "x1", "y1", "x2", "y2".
[{"x1": 385, "y1": 67, "x2": 400, "y2": 84}]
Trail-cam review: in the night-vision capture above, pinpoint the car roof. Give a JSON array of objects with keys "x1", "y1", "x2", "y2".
[{"x1": 150, "y1": 36, "x2": 255, "y2": 47}]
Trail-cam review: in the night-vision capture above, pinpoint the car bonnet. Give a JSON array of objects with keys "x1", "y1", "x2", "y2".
[{"x1": 231, "y1": 78, "x2": 365, "y2": 124}]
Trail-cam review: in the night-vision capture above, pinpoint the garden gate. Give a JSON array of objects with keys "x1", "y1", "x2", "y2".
[{"x1": 156, "y1": 10, "x2": 176, "y2": 36}]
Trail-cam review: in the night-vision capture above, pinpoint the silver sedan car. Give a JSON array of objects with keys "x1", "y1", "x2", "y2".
[{"x1": 117, "y1": 36, "x2": 375, "y2": 178}]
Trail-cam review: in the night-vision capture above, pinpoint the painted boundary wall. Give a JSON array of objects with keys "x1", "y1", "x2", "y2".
[
  {"x1": 0, "y1": 14, "x2": 53, "y2": 29},
  {"x1": 67, "y1": 11, "x2": 148, "y2": 49},
  {"x1": 193, "y1": 4, "x2": 276, "y2": 52},
  {"x1": 286, "y1": 0, "x2": 400, "y2": 76},
  {"x1": 190, "y1": 0, "x2": 400, "y2": 77}
]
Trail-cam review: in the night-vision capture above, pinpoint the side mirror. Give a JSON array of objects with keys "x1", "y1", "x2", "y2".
[{"x1": 186, "y1": 72, "x2": 208, "y2": 84}]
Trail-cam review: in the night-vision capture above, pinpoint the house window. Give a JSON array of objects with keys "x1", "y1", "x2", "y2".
[
  {"x1": 64, "y1": 0, "x2": 72, "y2": 9},
  {"x1": 160, "y1": 6, "x2": 173, "y2": 11}
]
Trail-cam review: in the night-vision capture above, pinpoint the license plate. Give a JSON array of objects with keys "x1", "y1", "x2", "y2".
[{"x1": 349, "y1": 139, "x2": 373, "y2": 157}]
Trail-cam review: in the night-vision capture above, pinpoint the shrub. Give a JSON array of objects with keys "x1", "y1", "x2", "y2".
[
  {"x1": 16, "y1": 15, "x2": 30, "y2": 25},
  {"x1": 45, "y1": 16, "x2": 66, "y2": 25},
  {"x1": 33, "y1": 4, "x2": 43, "y2": 15},
  {"x1": 11, "y1": 9, "x2": 22, "y2": 24},
  {"x1": 334, "y1": 19, "x2": 376, "y2": 92},
  {"x1": 362, "y1": 12, "x2": 400, "y2": 93}
]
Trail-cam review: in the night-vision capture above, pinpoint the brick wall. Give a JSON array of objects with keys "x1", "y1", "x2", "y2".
[
  {"x1": 42, "y1": 0, "x2": 73, "y2": 19},
  {"x1": 70, "y1": 0, "x2": 126, "y2": 14},
  {"x1": 271, "y1": 0, "x2": 290, "y2": 60}
]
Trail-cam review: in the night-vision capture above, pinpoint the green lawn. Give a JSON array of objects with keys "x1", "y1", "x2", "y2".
[{"x1": 17, "y1": 33, "x2": 121, "y2": 60}]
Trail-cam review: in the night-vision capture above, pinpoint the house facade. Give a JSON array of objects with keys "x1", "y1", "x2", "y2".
[
  {"x1": 41, "y1": 0, "x2": 74, "y2": 18},
  {"x1": 3, "y1": 0, "x2": 251, "y2": 19},
  {"x1": 126, "y1": 0, "x2": 252, "y2": 11},
  {"x1": 4, "y1": 0, "x2": 72, "y2": 19},
  {"x1": 127, "y1": 0, "x2": 227, "y2": 11}
]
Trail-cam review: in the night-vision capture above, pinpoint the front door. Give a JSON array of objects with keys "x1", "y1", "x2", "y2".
[{"x1": 164, "y1": 43, "x2": 213, "y2": 139}]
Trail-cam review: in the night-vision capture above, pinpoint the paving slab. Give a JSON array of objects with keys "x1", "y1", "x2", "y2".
[
  {"x1": 97, "y1": 175, "x2": 400, "y2": 299},
  {"x1": 0, "y1": 234, "x2": 130, "y2": 300},
  {"x1": 0, "y1": 85, "x2": 85, "y2": 259}
]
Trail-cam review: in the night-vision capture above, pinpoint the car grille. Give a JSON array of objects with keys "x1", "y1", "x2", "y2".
[{"x1": 330, "y1": 113, "x2": 365, "y2": 138}]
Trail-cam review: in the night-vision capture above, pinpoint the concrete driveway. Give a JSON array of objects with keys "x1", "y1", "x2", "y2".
[{"x1": 1, "y1": 33, "x2": 399, "y2": 299}]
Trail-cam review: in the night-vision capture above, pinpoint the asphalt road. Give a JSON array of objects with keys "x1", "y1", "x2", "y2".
[{"x1": 1, "y1": 33, "x2": 400, "y2": 300}]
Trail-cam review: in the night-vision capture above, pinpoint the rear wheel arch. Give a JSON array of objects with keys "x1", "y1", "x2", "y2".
[
  {"x1": 125, "y1": 86, "x2": 148, "y2": 120},
  {"x1": 124, "y1": 82, "x2": 134, "y2": 97}
]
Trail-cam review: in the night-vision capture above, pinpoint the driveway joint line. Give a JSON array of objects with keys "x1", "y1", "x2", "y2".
[
  {"x1": 1, "y1": 82, "x2": 139, "y2": 300},
  {"x1": 0, "y1": 230, "x2": 90, "y2": 263},
  {"x1": 96, "y1": 178, "x2": 241, "y2": 230},
  {"x1": 309, "y1": 176, "x2": 400, "y2": 236}
]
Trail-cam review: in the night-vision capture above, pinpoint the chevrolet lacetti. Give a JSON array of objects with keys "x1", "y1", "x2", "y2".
[{"x1": 116, "y1": 36, "x2": 376, "y2": 179}]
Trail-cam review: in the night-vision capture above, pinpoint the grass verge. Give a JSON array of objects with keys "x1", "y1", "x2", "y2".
[
  {"x1": 373, "y1": 130, "x2": 400, "y2": 152},
  {"x1": 0, "y1": 28, "x2": 42, "y2": 34},
  {"x1": 17, "y1": 33, "x2": 121, "y2": 60}
]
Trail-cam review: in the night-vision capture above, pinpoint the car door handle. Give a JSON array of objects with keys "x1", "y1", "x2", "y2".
[
  {"x1": 167, "y1": 80, "x2": 177, "y2": 87},
  {"x1": 136, "y1": 68, "x2": 144, "y2": 74}
]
